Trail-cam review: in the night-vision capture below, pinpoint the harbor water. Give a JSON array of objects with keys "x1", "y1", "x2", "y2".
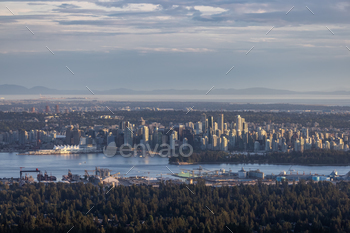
[{"x1": 1, "y1": 152, "x2": 350, "y2": 180}]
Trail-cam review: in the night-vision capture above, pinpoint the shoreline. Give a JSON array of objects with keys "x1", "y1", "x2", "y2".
[
  {"x1": 169, "y1": 161, "x2": 350, "y2": 166},
  {"x1": 17, "y1": 151, "x2": 102, "y2": 155}
]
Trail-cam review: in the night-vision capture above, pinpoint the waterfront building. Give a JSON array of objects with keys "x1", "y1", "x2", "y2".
[
  {"x1": 238, "y1": 167, "x2": 247, "y2": 178},
  {"x1": 248, "y1": 169, "x2": 264, "y2": 179}
]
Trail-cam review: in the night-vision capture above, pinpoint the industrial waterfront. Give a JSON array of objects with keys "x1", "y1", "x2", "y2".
[{"x1": 2, "y1": 152, "x2": 350, "y2": 184}]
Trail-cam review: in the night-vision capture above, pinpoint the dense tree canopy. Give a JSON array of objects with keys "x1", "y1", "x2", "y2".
[
  {"x1": 1, "y1": 181, "x2": 350, "y2": 233},
  {"x1": 170, "y1": 150, "x2": 350, "y2": 165}
]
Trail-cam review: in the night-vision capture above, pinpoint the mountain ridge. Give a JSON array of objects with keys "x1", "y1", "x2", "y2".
[{"x1": 0, "y1": 84, "x2": 349, "y2": 95}]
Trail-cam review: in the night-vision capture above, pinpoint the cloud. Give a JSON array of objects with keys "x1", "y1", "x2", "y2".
[
  {"x1": 137, "y1": 47, "x2": 215, "y2": 53},
  {"x1": 1, "y1": 0, "x2": 350, "y2": 92},
  {"x1": 192, "y1": 11, "x2": 230, "y2": 22},
  {"x1": 58, "y1": 3, "x2": 81, "y2": 9},
  {"x1": 27, "y1": 3, "x2": 48, "y2": 5},
  {"x1": 193, "y1": 6, "x2": 228, "y2": 15}
]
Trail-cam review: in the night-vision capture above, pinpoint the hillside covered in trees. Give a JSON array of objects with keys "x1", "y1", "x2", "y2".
[
  {"x1": 1, "y1": 181, "x2": 350, "y2": 233},
  {"x1": 170, "y1": 150, "x2": 350, "y2": 165}
]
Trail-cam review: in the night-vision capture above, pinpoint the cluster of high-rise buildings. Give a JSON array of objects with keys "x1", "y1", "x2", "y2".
[
  {"x1": 1, "y1": 113, "x2": 350, "y2": 153},
  {"x1": 193, "y1": 113, "x2": 350, "y2": 152},
  {"x1": 111, "y1": 113, "x2": 350, "y2": 153},
  {"x1": 0, "y1": 129, "x2": 58, "y2": 149}
]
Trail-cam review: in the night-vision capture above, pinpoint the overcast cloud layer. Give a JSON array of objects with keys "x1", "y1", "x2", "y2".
[{"x1": 0, "y1": 0, "x2": 350, "y2": 91}]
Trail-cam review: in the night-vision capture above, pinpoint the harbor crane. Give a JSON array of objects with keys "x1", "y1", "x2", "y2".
[
  {"x1": 84, "y1": 169, "x2": 96, "y2": 179},
  {"x1": 144, "y1": 172, "x2": 151, "y2": 185},
  {"x1": 20, "y1": 167, "x2": 40, "y2": 181},
  {"x1": 288, "y1": 165, "x2": 295, "y2": 174},
  {"x1": 156, "y1": 173, "x2": 164, "y2": 182}
]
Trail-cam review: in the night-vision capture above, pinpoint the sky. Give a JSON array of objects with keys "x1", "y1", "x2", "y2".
[{"x1": 0, "y1": 0, "x2": 350, "y2": 92}]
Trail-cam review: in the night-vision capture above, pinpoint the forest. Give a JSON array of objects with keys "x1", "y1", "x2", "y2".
[
  {"x1": 169, "y1": 150, "x2": 350, "y2": 165},
  {"x1": 1, "y1": 180, "x2": 350, "y2": 233}
]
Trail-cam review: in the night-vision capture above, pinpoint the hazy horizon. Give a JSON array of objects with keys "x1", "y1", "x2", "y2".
[{"x1": 2, "y1": 84, "x2": 350, "y2": 93}]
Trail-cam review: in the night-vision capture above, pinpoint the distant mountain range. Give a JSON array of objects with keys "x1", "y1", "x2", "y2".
[{"x1": 0, "y1": 84, "x2": 350, "y2": 95}]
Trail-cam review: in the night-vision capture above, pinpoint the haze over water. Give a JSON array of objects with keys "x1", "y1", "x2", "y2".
[{"x1": 2, "y1": 94, "x2": 350, "y2": 106}]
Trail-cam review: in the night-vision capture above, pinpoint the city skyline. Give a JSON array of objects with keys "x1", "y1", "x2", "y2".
[
  {"x1": 2, "y1": 110, "x2": 348, "y2": 155},
  {"x1": 1, "y1": 0, "x2": 350, "y2": 92}
]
